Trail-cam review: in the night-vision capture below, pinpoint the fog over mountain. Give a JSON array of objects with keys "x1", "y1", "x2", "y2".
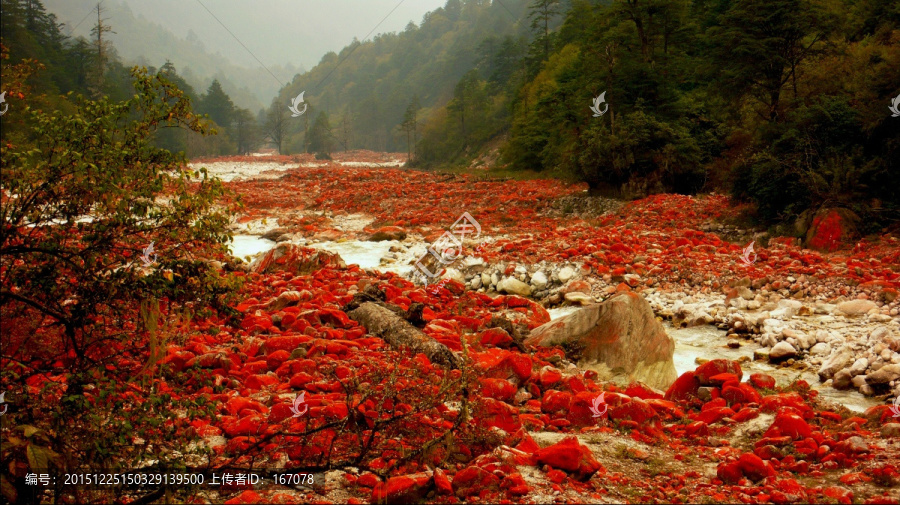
[{"x1": 42, "y1": 0, "x2": 447, "y2": 109}]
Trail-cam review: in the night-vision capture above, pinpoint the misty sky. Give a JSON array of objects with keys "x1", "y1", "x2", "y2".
[{"x1": 44, "y1": 0, "x2": 449, "y2": 71}]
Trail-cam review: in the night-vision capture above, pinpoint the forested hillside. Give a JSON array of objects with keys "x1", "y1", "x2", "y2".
[
  {"x1": 272, "y1": 0, "x2": 899, "y2": 231},
  {"x1": 0, "y1": 0, "x2": 266, "y2": 157}
]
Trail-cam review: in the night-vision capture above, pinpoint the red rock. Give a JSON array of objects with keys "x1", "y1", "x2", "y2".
[
  {"x1": 770, "y1": 477, "x2": 808, "y2": 504},
  {"x1": 749, "y1": 373, "x2": 776, "y2": 390},
  {"x1": 477, "y1": 349, "x2": 533, "y2": 383},
  {"x1": 708, "y1": 373, "x2": 740, "y2": 386},
  {"x1": 371, "y1": 473, "x2": 432, "y2": 504},
  {"x1": 535, "y1": 436, "x2": 604, "y2": 480},
  {"x1": 225, "y1": 397, "x2": 268, "y2": 416},
  {"x1": 433, "y1": 468, "x2": 452, "y2": 495},
  {"x1": 251, "y1": 243, "x2": 346, "y2": 274},
  {"x1": 538, "y1": 366, "x2": 563, "y2": 388},
  {"x1": 500, "y1": 472, "x2": 529, "y2": 496},
  {"x1": 624, "y1": 382, "x2": 664, "y2": 400},
  {"x1": 732, "y1": 407, "x2": 760, "y2": 422},
  {"x1": 695, "y1": 406, "x2": 735, "y2": 425},
  {"x1": 685, "y1": 421, "x2": 709, "y2": 436},
  {"x1": 766, "y1": 412, "x2": 811, "y2": 440},
  {"x1": 244, "y1": 373, "x2": 280, "y2": 390},
  {"x1": 665, "y1": 371, "x2": 701, "y2": 402},
  {"x1": 722, "y1": 383, "x2": 762, "y2": 405},
  {"x1": 541, "y1": 390, "x2": 573, "y2": 415},
  {"x1": 452, "y1": 466, "x2": 500, "y2": 499},
  {"x1": 474, "y1": 397, "x2": 521, "y2": 433},
  {"x1": 695, "y1": 359, "x2": 743, "y2": 386},
  {"x1": 357, "y1": 473, "x2": 380, "y2": 488},
  {"x1": 266, "y1": 350, "x2": 291, "y2": 370},
  {"x1": 754, "y1": 445, "x2": 783, "y2": 460},
  {"x1": 760, "y1": 393, "x2": 812, "y2": 416},
  {"x1": 717, "y1": 462, "x2": 743, "y2": 484},
  {"x1": 546, "y1": 469, "x2": 567, "y2": 483},
  {"x1": 805, "y1": 207, "x2": 859, "y2": 252},
  {"x1": 823, "y1": 486, "x2": 853, "y2": 505},
  {"x1": 267, "y1": 403, "x2": 295, "y2": 424},
  {"x1": 738, "y1": 453, "x2": 775, "y2": 482},
  {"x1": 569, "y1": 391, "x2": 603, "y2": 426},
  {"x1": 264, "y1": 335, "x2": 304, "y2": 354},
  {"x1": 609, "y1": 398, "x2": 658, "y2": 424},
  {"x1": 480, "y1": 327, "x2": 513, "y2": 347},
  {"x1": 479, "y1": 378, "x2": 517, "y2": 403}
]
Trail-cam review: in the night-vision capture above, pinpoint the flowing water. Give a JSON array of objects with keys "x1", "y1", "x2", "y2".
[{"x1": 229, "y1": 235, "x2": 276, "y2": 260}]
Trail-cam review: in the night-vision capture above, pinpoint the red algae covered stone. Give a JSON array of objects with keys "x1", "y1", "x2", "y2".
[{"x1": 535, "y1": 436, "x2": 604, "y2": 480}]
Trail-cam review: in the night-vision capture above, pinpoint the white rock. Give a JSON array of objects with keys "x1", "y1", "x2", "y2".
[
  {"x1": 809, "y1": 342, "x2": 831, "y2": 356},
  {"x1": 442, "y1": 268, "x2": 465, "y2": 284},
  {"x1": 558, "y1": 266, "x2": 576, "y2": 283},
  {"x1": 481, "y1": 272, "x2": 491, "y2": 287},
  {"x1": 497, "y1": 277, "x2": 532, "y2": 296},
  {"x1": 836, "y1": 299, "x2": 878, "y2": 316},
  {"x1": 470, "y1": 275, "x2": 483, "y2": 289},
  {"x1": 770, "y1": 341, "x2": 798, "y2": 360},
  {"x1": 531, "y1": 271, "x2": 549, "y2": 289},
  {"x1": 848, "y1": 358, "x2": 868, "y2": 376}
]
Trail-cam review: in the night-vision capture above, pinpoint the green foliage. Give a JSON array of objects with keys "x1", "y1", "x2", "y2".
[{"x1": 308, "y1": 110, "x2": 334, "y2": 156}]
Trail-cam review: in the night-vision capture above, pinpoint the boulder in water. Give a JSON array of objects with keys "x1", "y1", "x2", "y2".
[
  {"x1": 250, "y1": 243, "x2": 346, "y2": 275},
  {"x1": 525, "y1": 292, "x2": 676, "y2": 390}
]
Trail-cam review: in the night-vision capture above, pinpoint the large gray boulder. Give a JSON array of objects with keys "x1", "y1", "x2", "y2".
[{"x1": 525, "y1": 292, "x2": 676, "y2": 390}]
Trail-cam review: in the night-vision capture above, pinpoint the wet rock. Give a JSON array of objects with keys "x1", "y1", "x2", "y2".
[
  {"x1": 848, "y1": 358, "x2": 868, "y2": 376},
  {"x1": 832, "y1": 369, "x2": 853, "y2": 389},
  {"x1": 526, "y1": 292, "x2": 676, "y2": 390},
  {"x1": 769, "y1": 342, "x2": 798, "y2": 361},
  {"x1": 498, "y1": 277, "x2": 532, "y2": 296},
  {"x1": 818, "y1": 345, "x2": 855, "y2": 380},
  {"x1": 749, "y1": 373, "x2": 776, "y2": 390},
  {"x1": 865, "y1": 364, "x2": 900, "y2": 384}
]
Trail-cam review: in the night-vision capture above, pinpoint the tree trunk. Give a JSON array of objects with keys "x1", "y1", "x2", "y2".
[{"x1": 347, "y1": 302, "x2": 460, "y2": 369}]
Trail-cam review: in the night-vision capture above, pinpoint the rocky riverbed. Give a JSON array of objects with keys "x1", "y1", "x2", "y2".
[{"x1": 200, "y1": 157, "x2": 900, "y2": 503}]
